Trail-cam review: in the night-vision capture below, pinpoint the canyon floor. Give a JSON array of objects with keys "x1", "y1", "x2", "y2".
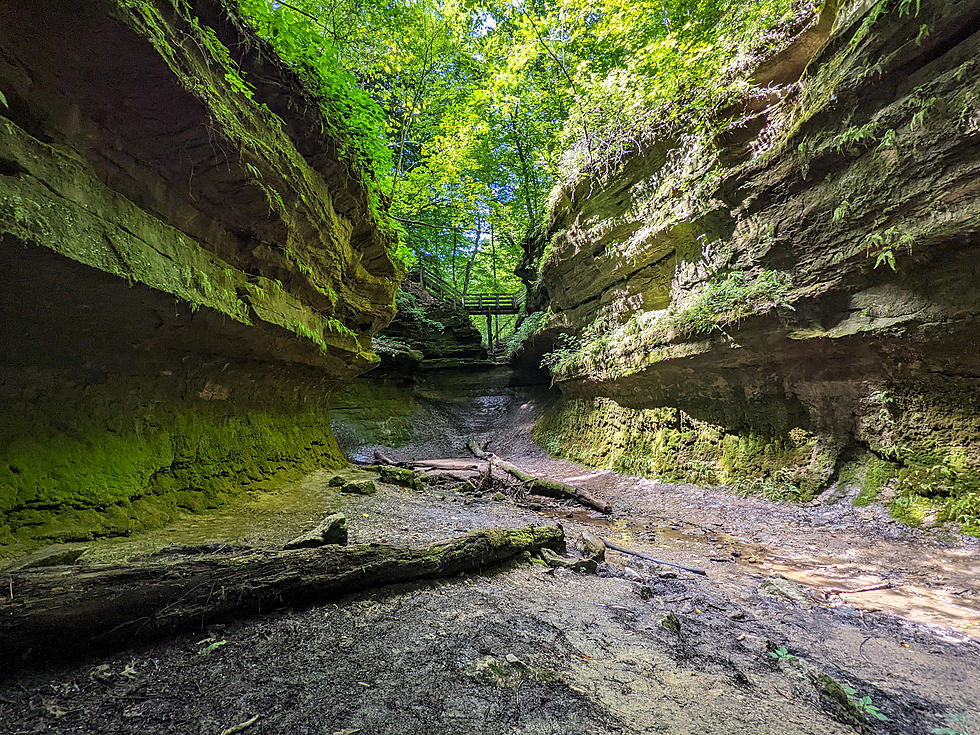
[{"x1": 2, "y1": 383, "x2": 978, "y2": 735}]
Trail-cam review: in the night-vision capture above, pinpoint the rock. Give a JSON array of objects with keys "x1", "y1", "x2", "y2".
[
  {"x1": 0, "y1": 0, "x2": 399, "y2": 546},
  {"x1": 540, "y1": 547, "x2": 598, "y2": 573},
  {"x1": 8, "y1": 545, "x2": 88, "y2": 571},
  {"x1": 811, "y1": 670, "x2": 866, "y2": 728},
  {"x1": 340, "y1": 478, "x2": 378, "y2": 495},
  {"x1": 516, "y1": 0, "x2": 980, "y2": 523},
  {"x1": 759, "y1": 578, "x2": 812, "y2": 609},
  {"x1": 596, "y1": 561, "x2": 623, "y2": 578},
  {"x1": 376, "y1": 466, "x2": 422, "y2": 490},
  {"x1": 581, "y1": 531, "x2": 606, "y2": 562},
  {"x1": 283, "y1": 513, "x2": 348, "y2": 549},
  {"x1": 623, "y1": 566, "x2": 644, "y2": 582},
  {"x1": 462, "y1": 655, "x2": 558, "y2": 688}
]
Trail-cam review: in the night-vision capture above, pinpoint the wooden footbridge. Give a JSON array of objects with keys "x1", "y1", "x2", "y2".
[{"x1": 414, "y1": 263, "x2": 525, "y2": 351}]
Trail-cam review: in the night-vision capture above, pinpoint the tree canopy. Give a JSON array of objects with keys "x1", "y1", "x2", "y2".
[{"x1": 236, "y1": 0, "x2": 802, "y2": 303}]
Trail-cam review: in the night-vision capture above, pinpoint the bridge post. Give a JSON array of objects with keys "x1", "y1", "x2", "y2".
[{"x1": 486, "y1": 309, "x2": 493, "y2": 354}]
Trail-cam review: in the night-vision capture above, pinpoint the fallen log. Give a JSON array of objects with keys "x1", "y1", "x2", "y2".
[
  {"x1": 600, "y1": 537, "x2": 708, "y2": 577},
  {"x1": 0, "y1": 525, "x2": 564, "y2": 669},
  {"x1": 412, "y1": 459, "x2": 483, "y2": 472},
  {"x1": 466, "y1": 438, "x2": 612, "y2": 514}
]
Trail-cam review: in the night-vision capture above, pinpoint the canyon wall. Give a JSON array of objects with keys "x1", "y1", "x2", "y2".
[
  {"x1": 519, "y1": 0, "x2": 980, "y2": 531},
  {"x1": 0, "y1": 0, "x2": 400, "y2": 544}
]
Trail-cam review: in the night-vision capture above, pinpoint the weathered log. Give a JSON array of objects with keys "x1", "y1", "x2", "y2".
[
  {"x1": 412, "y1": 459, "x2": 483, "y2": 472},
  {"x1": 0, "y1": 525, "x2": 564, "y2": 668},
  {"x1": 466, "y1": 439, "x2": 612, "y2": 514},
  {"x1": 421, "y1": 469, "x2": 482, "y2": 484}
]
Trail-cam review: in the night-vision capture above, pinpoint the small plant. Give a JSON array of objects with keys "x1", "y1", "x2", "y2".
[
  {"x1": 244, "y1": 282, "x2": 265, "y2": 298},
  {"x1": 833, "y1": 200, "x2": 851, "y2": 222},
  {"x1": 835, "y1": 123, "x2": 877, "y2": 152},
  {"x1": 877, "y1": 128, "x2": 898, "y2": 151},
  {"x1": 197, "y1": 638, "x2": 228, "y2": 655},
  {"x1": 768, "y1": 645, "x2": 795, "y2": 661},
  {"x1": 395, "y1": 289, "x2": 445, "y2": 333},
  {"x1": 507, "y1": 310, "x2": 548, "y2": 357},
  {"x1": 898, "y1": 0, "x2": 921, "y2": 15},
  {"x1": 293, "y1": 320, "x2": 328, "y2": 352},
  {"x1": 540, "y1": 332, "x2": 582, "y2": 373},
  {"x1": 842, "y1": 684, "x2": 888, "y2": 722},
  {"x1": 911, "y1": 96, "x2": 938, "y2": 130},
  {"x1": 797, "y1": 138, "x2": 810, "y2": 178},
  {"x1": 864, "y1": 226, "x2": 915, "y2": 270}
]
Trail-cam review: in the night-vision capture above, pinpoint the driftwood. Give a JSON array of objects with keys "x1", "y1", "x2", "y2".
[
  {"x1": 0, "y1": 525, "x2": 564, "y2": 668},
  {"x1": 600, "y1": 537, "x2": 708, "y2": 577},
  {"x1": 466, "y1": 439, "x2": 612, "y2": 514}
]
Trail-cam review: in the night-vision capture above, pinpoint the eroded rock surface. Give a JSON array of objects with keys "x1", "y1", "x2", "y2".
[
  {"x1": 0, "y1": 0, "x2": 400, "y2": 544},
  {"x1": 518, "y1": 0, "x2": 980, "y2": 529}
]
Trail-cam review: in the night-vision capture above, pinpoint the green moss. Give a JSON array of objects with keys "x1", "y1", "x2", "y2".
[
  {"x1": 0, "y1": 372, "x2": 346, "y2": 546},
  {"x1": 533, "y1": 397, "x2": 835, "y2": 502},
  {"x1": 547, "y1": 270, "x2": 795, "y2": 382},
  {"x1": 852, "y1": 455, "x2": 900, "y2": 506}
]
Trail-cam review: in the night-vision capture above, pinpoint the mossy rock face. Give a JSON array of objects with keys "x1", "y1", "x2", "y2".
[
  {"x1": 0, "y1": 0, "x2": 404, "y2": 546},
  {"x1": 533, "y1": 396, "x2": 837, "y2": 503},
  {"x1": 378, "y1": 280, "x2": 487, "y2": 372},
  {"x1": 0, "y1": 364, "x2": 346, "y2": 546},
  {"x1": 514, "y1": 0, "x2": 979, "y2": 525}
]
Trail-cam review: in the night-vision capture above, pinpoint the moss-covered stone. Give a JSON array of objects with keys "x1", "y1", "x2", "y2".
[
  {"x1": 0, "y1": 368, "x2": 345, "y2": 545},
  {"x1": 533, "y1": 396, "x2": 837, "y2": 502}
]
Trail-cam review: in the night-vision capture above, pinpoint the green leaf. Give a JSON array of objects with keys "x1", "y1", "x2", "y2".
[{"x1": 0, "y1": 89, "x2": 7, "y2": 108}]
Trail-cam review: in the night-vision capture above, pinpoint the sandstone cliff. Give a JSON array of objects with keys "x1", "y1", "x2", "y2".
[
  {"x1": 0, "y1": 0, "x2": 400, "y2": 544},
  {"x1": 519, "y1": 0, "x2": 980, "y2": 531}
]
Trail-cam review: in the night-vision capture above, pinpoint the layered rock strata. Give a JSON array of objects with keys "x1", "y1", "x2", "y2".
[
  {"x1": 520, "y1": 0, "x2": 980, "y2": 529},
  {"x1": 0, "y1": 0, "x2": 400, "y2": 543}
]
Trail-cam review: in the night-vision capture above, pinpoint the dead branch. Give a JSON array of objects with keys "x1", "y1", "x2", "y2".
[
  {"x1": 466, "y1": 438, "x2": 612, "y2": 514},
  {"x1": 600, "y1": 537, "x2": 708, "y2": 577},
  {"x1": 823, "y1": 582, "x2": 894, "y2": 595}
]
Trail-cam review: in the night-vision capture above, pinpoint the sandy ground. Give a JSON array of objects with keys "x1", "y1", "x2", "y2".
[{"x1": 2, "y1": 379, "x2": 979, "y2": 735}]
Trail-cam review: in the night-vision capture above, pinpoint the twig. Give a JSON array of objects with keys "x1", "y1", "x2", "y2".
[
  {"x1": 220, "y1": 714, "x2": 262, "y2": 735},
  {"x1": 823, "y1": 582, "x2": 894, "y2": 595},
  {"x1": 600, "y1": 538, "x2": 708, "y2": 577}
]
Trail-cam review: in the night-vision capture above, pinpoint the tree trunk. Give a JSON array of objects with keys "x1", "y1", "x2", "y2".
[
  {"x1": 0, "y1": 526, "x2": 564, "y2": 668},
  {"x1": 462, "y1": 211, "x2": 482, "y2": 295}
]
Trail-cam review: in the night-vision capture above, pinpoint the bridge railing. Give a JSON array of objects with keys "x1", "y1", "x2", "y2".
[
  {"x1": 414, "y1": 262, "x2": 525, "y2": 314},
  {"x1": 417, "y1": 263, "x2": 456, "y2": 300},
  {"x1": 461, "y1": 293, "x2": 525, "y2": 313}
]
